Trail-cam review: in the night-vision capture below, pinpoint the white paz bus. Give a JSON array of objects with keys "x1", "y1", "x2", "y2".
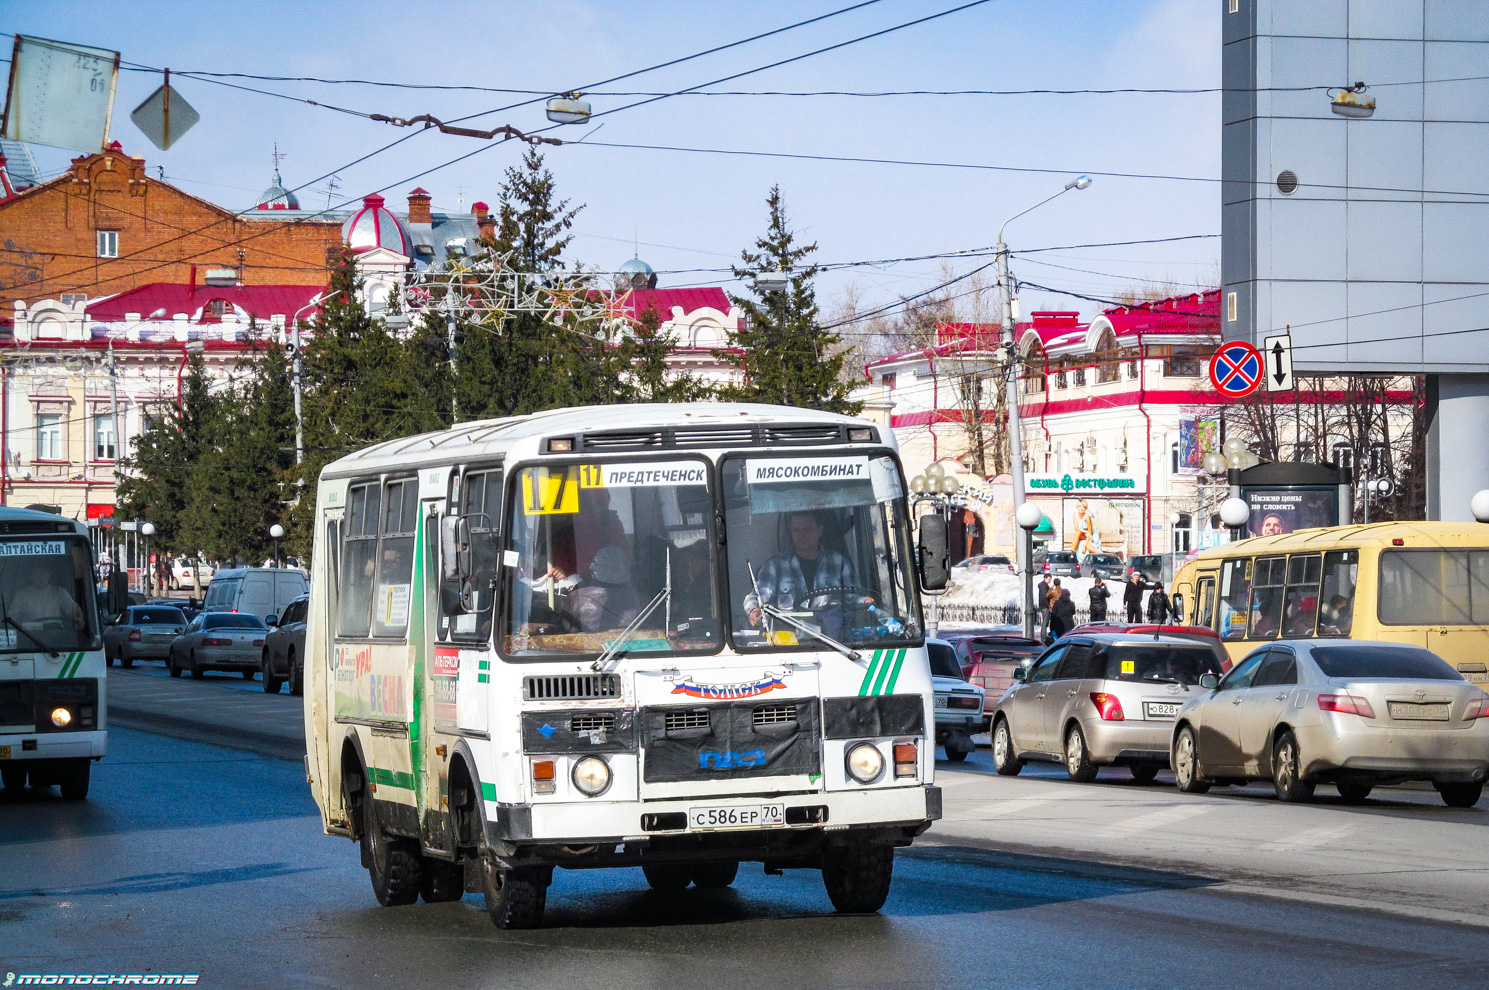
[
  {"x1": 0, "y1": 507, "x2": 118, "y2": 799},
  {"x1": 304, "y1": 403, "x2": 948, "y2": 928}
]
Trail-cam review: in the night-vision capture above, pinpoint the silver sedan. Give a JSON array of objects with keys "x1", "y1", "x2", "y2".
[
  {"x1": 1171, "y1": 640, "x2": 1489, "y2": 807},
  {"x1": 168, "y1": 612, "x2": 269, "y2": 680}
]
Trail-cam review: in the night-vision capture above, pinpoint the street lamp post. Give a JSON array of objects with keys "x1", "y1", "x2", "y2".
[
  {"x1": 1220, "y1": 497, "x2": 1251, "y2": 542},
  {"x1": 1014, "y1": 501, "x2": 1044, "y2": 639},
  {"x1": 140, "y1": 522, "x2": 156, "y2": 597},
  {"x1": 996, "y1": 176, "x2": 1092, "y2": 642},
  {"x1": 269, "y1": 524, "x2": 284, "y2": 569},
  {"x1": 910, "y1": 462, "x2": 963, "y2": 638},
  {"x1": 753, "y1": 273, "x2": 790, "y2": 405}
]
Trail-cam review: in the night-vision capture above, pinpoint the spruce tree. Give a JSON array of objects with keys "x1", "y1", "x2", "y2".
[{"x1": 722, "y1": 185, "x2": 859, "y2": 414}]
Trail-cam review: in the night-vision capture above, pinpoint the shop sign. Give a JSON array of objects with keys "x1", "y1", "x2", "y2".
[{"x1": 1025, "y1": 473, "x2": 1146, "y2": 494}]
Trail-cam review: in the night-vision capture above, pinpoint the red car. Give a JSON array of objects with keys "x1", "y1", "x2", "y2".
[{"x1": 947, "y1": 631, "x2": 1047, "y2": 717}]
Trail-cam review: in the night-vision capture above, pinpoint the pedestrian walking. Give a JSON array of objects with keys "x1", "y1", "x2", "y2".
[
  {"x1": 1050, "y1": 587, "x2": 1077, "y2": 639},
  {"x1": 1088, "y1": 575, "x2": 1111, "y2": 621},
  {"x1": 1123, "y1": 572, "x2": 1146, "y2": 623},
  {"x1": 1147, "y1": 583, "x2": 1172, "y2": 624},
  {"x1": 1036, "y1": 575, "x2": 1051, "y2": 635}
]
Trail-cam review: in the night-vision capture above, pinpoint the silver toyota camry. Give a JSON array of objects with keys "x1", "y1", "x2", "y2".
[{"x1": 1171, "y1": 640, "x2": 1489, "y2": 807}]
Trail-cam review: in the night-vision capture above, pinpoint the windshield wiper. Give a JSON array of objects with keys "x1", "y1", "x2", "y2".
[
  {"x1": 0, "y1": 595, "x2": 60, "y2": 658},
  {"x1": 592, "y1": 548, "x2": 671, "y2": 672},
  {"x1": 747, "y1": 559, "x2": 863, "y2": 664}
]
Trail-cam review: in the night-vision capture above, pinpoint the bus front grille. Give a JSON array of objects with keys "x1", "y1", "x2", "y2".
[
  {"x1": 569, "y1": 712, "x2": 616, "y2": 734},
  {"x1": 664, "y1": 708, "x2": 711, "y2": 733},
  {"x1": 523, "y1": 674, "x2": 621, "y2": 701},
  {"x1": 753, "y1": 703, "x2": 797, "y2": 726}
]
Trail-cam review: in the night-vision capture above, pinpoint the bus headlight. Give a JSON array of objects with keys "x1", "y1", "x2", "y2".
[
  {"x1": 571, "y1": 756, "x2": 611, "y2": 797},
  {"x1": 845, "y1": 742, "x2": 885, "y2": 784},
  {"x1": 50, "y1": 707, "x2": 73, "y2": 727}
]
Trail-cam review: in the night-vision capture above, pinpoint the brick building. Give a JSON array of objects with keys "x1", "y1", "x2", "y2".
[{"x1": 0, "y1": 143, "x2": 340, "y2": 311}]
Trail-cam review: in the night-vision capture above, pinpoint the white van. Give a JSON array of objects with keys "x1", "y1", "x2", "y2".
[{"x1": 202, "y1": 567, "x2": 308, "y2": 622}]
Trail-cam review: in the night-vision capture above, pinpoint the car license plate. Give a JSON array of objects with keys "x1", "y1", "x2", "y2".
[
  {"x1": 934, "y1": 696, "x2": 948, "y2": 708},
  {"x1": 0, "y1": 745, "x2": 10, "y2": 759},
  {"x1": 688, "y1": 804, "x2": 784, "y2": 830},
  {"x1": 148, "y1": 634, "x2": 173, "y2": 642},
  {"x1": 1143, "y1": 701, "x2": 1182, "y2": 719},
  {"x1": 1388, "y1": 701, "x2": 1449, "y2": 721}
]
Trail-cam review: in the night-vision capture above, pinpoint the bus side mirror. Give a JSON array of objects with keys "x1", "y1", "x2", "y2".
[
  {"x1": 439, "y1": 515, "x2": 474, "y2": 614},
  {"x1": 1199, "y1": 672, "x2": 1219, "y2": 690},
  {"x1": 1171, "y1": 593, "x2": 1185, "y2": 623},
  {"x1": 917, "y1": 515, "x2": 950, "y2": 592},
  {"x1": 107, "y1": 570, "x2": 129, "y2": 616}
]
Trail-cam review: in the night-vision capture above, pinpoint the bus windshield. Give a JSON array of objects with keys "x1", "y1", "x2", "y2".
[
  {"x1": 504, "y1": 459, "x2": 720, "y2": 658},
  {"x1": 0, "y1": 537, "x2": 99, "y2": 653},
  {"x1": 721, "y1": 453, "x2": 920, "y2": 652}
]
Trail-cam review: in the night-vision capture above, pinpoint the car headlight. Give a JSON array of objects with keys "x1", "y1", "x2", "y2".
[
  {"x1": 571, "y1": 756, "x2": 611, "y2": 797},
  {"x1": 845, "y1": 742, "x2": 885, "y2": 784},
  {"x1": 51, "y1": 706, "x2": 73, "y2": 727}
]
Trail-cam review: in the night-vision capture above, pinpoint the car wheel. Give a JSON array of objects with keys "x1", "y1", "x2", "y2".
[
  {"x1": 992, "y1": 718, "x2": 1023, "y2": 776},
  {"x1": 420, "y1": 858, "x2": 466, "y2": 903},
  {"x1": 105, "y1": 651, "x2": 115, "y2": 667},
  {"x1": 1435, "y1": 780, "x2": 1484, "y2": 809},
  {"x1": 693, "y1": 862, "x2": 740, "y2": 888},
  {"x1": 1130, "y1": 765, "x2": 1159, "y2": 783},
  {"x1": 822, "y1": 841, "x2": 894, "y2": 914},
  {"x1": 262, "y1": 653, "x2": 283, "y2": 694},
  {"x1": 642, "y1": 864, "x2": 694, "y2": 890},
  {"x1": 1336, "y1": 781, "x2": 1372, "y2": 803},
  {"x1": 480, "y1": 855, "x2": 548, "y2": 929},
  {"x1": 1271, "y1": 731, "x2": 1314, "y2": 802},
  {"x1": 1173, "y1": 726, "x2": 1210, "y2": 794},
  {"x1": 168, "y1": 652, "x2": 182, "y2": 678},
  {"x1": 1064, "y1": 724, "x2": 1098, "y2": 783},
  {"x1": 189, "y1": 651, "x2": 205, "y2": 680}
]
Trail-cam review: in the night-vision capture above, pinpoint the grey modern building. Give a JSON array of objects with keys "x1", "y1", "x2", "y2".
[{"x1": 1222, "y1": 0, "x2": 1489, "y2": 520}]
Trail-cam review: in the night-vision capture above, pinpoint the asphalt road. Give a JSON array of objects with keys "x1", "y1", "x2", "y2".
[{"x1": 0, "y1": 667, "x2": 1483, "y2": 988}]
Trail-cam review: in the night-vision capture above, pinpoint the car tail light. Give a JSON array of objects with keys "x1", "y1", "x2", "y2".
[
  {"x1": 128, "y1": 630, "x2": 142, "y2": 642},
  {"x1": 252, "y1": 639, "x2": 265, "y2": 647},
  {"x1": 531, "y1": 759, "x2": 557, "y2": 795},
  {"x1": 1464, "y1": 696, "x2": 1489, "y2": 720},
  {"x1": 1090, "y1": 693, "x2": 1124, "y2": 721},
  {"x1": 1318, "y1": 693, "x2": 1376, "y2": 718},
  {"x1": 202, "y1": 637, "x2": 229, "y2": 646},
  {"x1": 947, "y1": 695, "x2": 981, "y2": 710},
  {"x1": 893, "y1": 741, "x2": 917, "y2": 778}
]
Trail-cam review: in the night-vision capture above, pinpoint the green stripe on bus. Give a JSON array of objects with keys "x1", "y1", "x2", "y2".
[
  {"x1": 858, "y1": 650, "x2": 884, "y2": 696},
  {"x1": 481, "y1": 782, "x2": 497, "y2": 802},
  {"x1": 368, "y1": 767, "x2": 416, "y2": 790},
  {"x1": 60, "y1": 652, "x2": 83, "y2": 678},
  {"x1": 870, "y1": 647, "x2": 898, "y2": 696},
  {"x1": 883, "y1": 649, "x2": 908, "y2": 694}
]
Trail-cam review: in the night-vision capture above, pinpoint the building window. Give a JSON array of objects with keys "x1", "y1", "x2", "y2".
[
  {"x1": 1125, "y1": 359, "x2": 1138, "y2": 379},
  {"x1": 1073, "y1": 367, "x2": 1087, "y2": 387},
  {"x1": 1054, "y1": 371, "x2": 1068, "y2": 390},
  {"x1": 1332, "y1": 444, "x2": 1354, "y2": 476},
  {"x1": 97, "y1": 230, "x2": 119, "y2": 258},
  {"x1": 1174, "y1": 513, "x2": 1193, "y2": 553},
  {"x1": 1170, "y1": 441, "x2": 1181, "y2": 475},
  {"x1": 880, "y1": 372, "x2": 896, "y2": 389},
  {"x1": 1023, "y1": 371, "x2": 1045, "y2": 395},
  {"x1": 37, "y1": 414, "x2": 64, "y2": 460},
  {"x1": 94, "y1": 413, "x2": 116, "y2": 460},
  {"x1": 1226, "y1": 291, "x2": 1238, "y2": 321}
]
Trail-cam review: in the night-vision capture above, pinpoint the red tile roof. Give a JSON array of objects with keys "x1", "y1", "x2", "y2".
[
  {"x1": 607, "y1": 287, "x2": 736, "y2": 324},
  {"x1": 85, "y1": 283, "x2": 327, "y2": 322}
]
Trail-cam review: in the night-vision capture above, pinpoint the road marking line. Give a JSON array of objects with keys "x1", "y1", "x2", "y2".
[
  {"x1": 962, "y1": 798, "x2": 1050, "y2": 817},
  {"x1": 1257, "y1": 823, "x2": 1355, "y2": 853},
  {"x1": 1100, "y1": 803, "x2": 1213, "y2": 835}
]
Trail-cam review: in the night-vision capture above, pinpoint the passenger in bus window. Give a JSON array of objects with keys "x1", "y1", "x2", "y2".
[
  {"x1": 1319, "y1": 595, "x2": 1353, "y2": 636},
  {"x1": 669, "y1": 541, "x2": 716, "y2": 642},
  {"x1": 574, "y1": 546, "x2": 638, "y2": 632}
]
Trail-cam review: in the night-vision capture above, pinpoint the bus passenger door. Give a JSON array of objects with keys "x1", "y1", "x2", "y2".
[{"x1": 310, "y1": 508, "x2": 342, "y2": 818}]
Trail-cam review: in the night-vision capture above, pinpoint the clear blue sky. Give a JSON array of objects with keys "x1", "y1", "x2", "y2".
[{"x1": 6, "y1": 0, "x2": 1224, "y2": 324}]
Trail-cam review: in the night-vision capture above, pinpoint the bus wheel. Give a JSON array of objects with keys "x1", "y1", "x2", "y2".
[
  {"x1": 480, "y1": 855, "x2": 548, "y2": 929},
  {"x1": 642, "y1": 864, "x2": 694, "y2": 890},
  {"x1": 822, "y1": 841, "x2": 894, "y2": 914},
  {"x1": 693, "y1": 862, "x2": 739, "y2": 888},
  {"x1": 420, "y1": 858, "x2": 465, "y2": 903},
  {"x1": 1, "y1": 765, "x2": 25, "y2": 790},
  {"x1": 58, "y1": 759, "x2": 90, "y2": 800},
  {"x1": 364, "y1": 820, "x2": 423, "y2": 907}
]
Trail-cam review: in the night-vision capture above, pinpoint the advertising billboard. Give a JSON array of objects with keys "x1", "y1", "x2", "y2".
[
  {"x1": 1242, "y1": 486, "x2": 1338, "y2": 538},
  {"x1": 1061, "y1": 497, "x2": 1144, "y2": 556},
  {"x1": 1177, "y1": 417, "x2": 1220, "y2": 476}
]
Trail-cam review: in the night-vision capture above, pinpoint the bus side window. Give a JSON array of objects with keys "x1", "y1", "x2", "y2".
[
  {"x1": 372, "y1": 479, "x2": 419, "y2": 639},
  {"x1": 1196, "y1": 577, "x2": 1216, "y2": 630},
  {"x1": 1282, "y1": 554, "x2": 1322, "y2": 638},
  {"x1": 339, "y1": 483, "x2": 380, "y2": 638},
  {"x1": 1248, "y1": 556, "x2": 1286, "y2": 640},
  {"x1": 439, "y1": 468, "x2": 502, "y2": 645},
  {"x1": 1318, "y1": 550, "x2": 1358, "y2": 637},
  {"x1": 1218, "y1": 558, "x2": 1251, "y2": 640}
]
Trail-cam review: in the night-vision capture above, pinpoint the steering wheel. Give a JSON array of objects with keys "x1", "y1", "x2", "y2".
[
  {"x1": 801, "y1": 585, "x2": 876, "y2": 611},
  {"x1": 526, "y1": 603, "x2": 582, "y2": 635}
]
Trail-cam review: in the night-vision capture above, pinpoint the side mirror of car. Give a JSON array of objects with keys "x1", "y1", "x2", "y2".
[
  {"x1": 1199, "y1": 672, "x2": 1219, "y2": 689},
  {"x1": 265, "y1": 615, "x2": 278, "y2": 627},
  {"x1": 1012, "y1": 667, "x2": 1026, "y2": 681},
  {"x1": 916, "y1": 515, "x2": 950, "y2": 592}
]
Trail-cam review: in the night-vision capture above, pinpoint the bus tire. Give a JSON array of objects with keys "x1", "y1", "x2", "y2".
[
  {"x1": 58, "y1": 759, "x2": 90, "y2": 800},
  {"x1": 420, "y1": 858, "x2": 466, "y2": 903},
  {"x1": 1, "y1": 765, "x2": 25, "y2": 790},
  {"x1": 692, "y1": 862, "x2": 739, "y2": 888},
  {"x1": 822, "y1": 841, "x2": 893, "y2": 913},
  {"x1": 364, "y1": 821, "x2": 423, "y2": 907},
  {"x1": 480, "y1": 855, "x2": 547, "y2": 929},
  {"x1": 642, "y1": 864, "x2": 693, "y2": 890}
]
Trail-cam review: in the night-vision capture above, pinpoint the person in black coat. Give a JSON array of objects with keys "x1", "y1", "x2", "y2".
[
  {"x1": 1123, "y1": 572, "x2": 1147, "y2": 622},
  {"x1": 1088, "y1": 576, "x2": 1111, "y2": 621},
  {"x1": 1146, "y1": 584, "x2": 1172, "y2": 624},
  {"x1": 1036, "y1": 576, "x2": 1051, "y2": 631},
  {"x1": 1050, "y1": 587, "x2": 1077, "y2": 639}
]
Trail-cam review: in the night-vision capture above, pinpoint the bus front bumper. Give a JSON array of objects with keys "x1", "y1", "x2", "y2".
[{"x1": 0, "y1": 728, "x2": 107, "y2": 762}]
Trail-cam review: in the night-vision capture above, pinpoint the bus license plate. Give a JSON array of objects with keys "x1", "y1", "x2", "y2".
[
  {"x1": 688, "y1": 804, "x2": 784, "y2": 830},
  {"x1": 0, "y1": 745, "x2": 10, "y2": 759}
]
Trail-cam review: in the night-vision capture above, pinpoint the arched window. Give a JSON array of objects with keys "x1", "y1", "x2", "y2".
[{"x1": 1095, "y1": 331, "x2": 1120, "y2": 383}]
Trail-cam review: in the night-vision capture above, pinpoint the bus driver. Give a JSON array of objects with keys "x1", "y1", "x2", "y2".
[{"x1": 744, "y1": 511, "x2": 859, "y2": 634}]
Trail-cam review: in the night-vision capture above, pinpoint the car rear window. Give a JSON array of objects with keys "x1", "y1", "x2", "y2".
[
  {"x1": 1092, "y1": 555, "x2": 1122, "y2": 565},
  {"x1": 203, "y1": 613, "x2": 267, "y2": 630},
  {"x1": 132, "y1": 608, "x2": 185, "y2": 624},
  {"x1": 1048, "y1": 552, "x2": 1078, "y2": 563},
  {"x1": 970, "y1": 639, "x2": 1043, "y2": 661},
  {"x1": 203, "y1": 579, "x2": 240, "y2": 607},
  {"x1": 1104, "y1": 646, "x2": 1223, "y2": 685},
  {"x1": 928, "y1": 643, "x2": 964, "y2": 679},
  {"x1": 1310, "y1": 645, "x2": 1463, "y2": 681}
]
